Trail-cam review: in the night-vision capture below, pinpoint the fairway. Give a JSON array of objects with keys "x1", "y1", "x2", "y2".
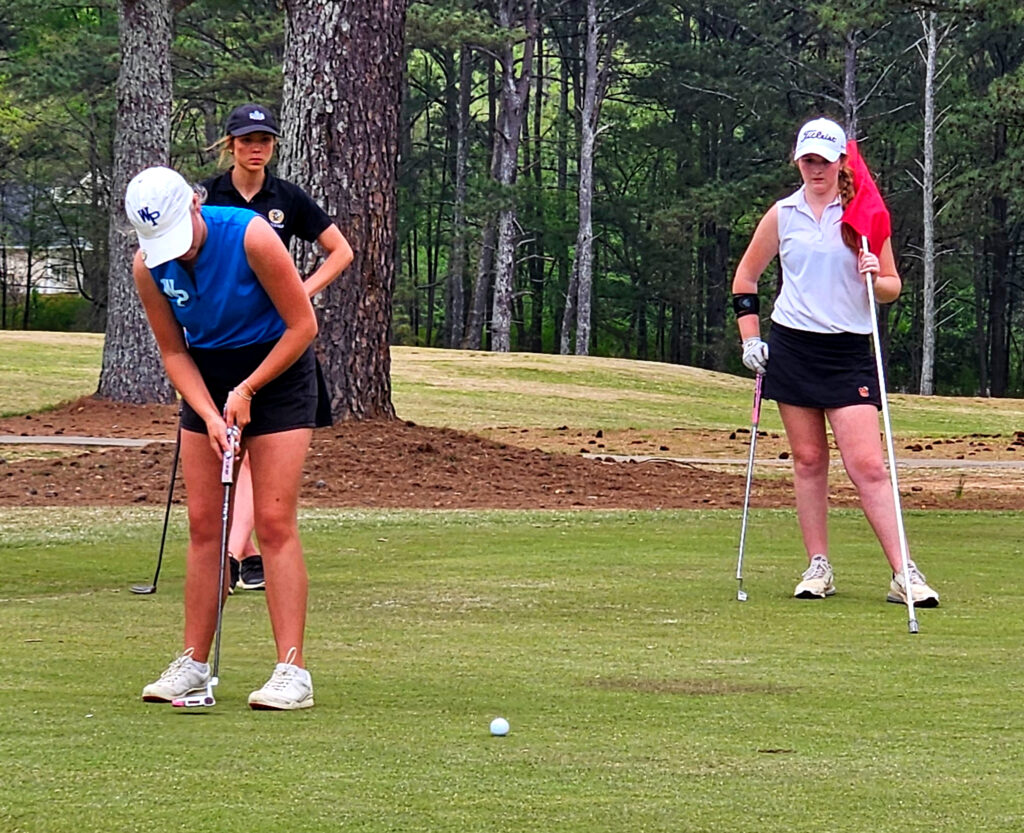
[{"x1": 3, "y1": 506, "x2": 1024, "y2": 832}]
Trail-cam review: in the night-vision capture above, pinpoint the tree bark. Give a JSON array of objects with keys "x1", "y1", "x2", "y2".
[
  {"x1": 489, "y1": 0, "x2": 538, "y2": 353},
  {"x1": 571, "y1": 0, "x2": 600, "y2": 356},
  {"x1": 843, "y1": 29, "x2": 859, "y2": 141},
  {"x1": 279, "y1": 0, "x2": 406, "y2": 420},
  {"x1": 97, "y1": 0, "x2": 176, "y2": 404},
  {"x1": 919, "y1": 11, "x2": 938, "y2": 395},
  {"x1": 463, "y1": 223, "x2": 495, "y2": 350},
  {"x1": 445, "y1": 45, "x2": 472, "y2": 348}
]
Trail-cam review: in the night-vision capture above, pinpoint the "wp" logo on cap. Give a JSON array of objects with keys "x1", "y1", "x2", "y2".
[{"x1": 137, "y1": 207, "x2": 161, "y2": 226}]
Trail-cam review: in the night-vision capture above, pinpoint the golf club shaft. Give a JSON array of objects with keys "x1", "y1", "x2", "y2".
[
  {"x1": 211, "y1": 426, "x2": 240, "y2": 680},
  {"x1": 153, "y1": 422, "x2": 182, "y2": 586},
  {"x1": 736, "y1": 372, "x2": 763, "y2": 591},
  {"x1": 131, "y1": 421, "x2": 181, "y2": 594},
  {"x1": 863, "y1": 236, "x2": 918, "y2": 634}
]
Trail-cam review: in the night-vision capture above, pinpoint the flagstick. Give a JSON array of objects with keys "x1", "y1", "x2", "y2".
[{"x1": 862, "y1": 235, "x2": 919, "y2": 635}]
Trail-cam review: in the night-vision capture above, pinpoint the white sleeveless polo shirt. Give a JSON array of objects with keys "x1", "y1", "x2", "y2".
[{"x1": 770, "y1": 187, "x2": 871, "y2": 335}]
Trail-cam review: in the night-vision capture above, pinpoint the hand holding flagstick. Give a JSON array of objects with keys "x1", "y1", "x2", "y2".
[{"x1": 857, "y1": 250, "x2": 880, "y2": 283}]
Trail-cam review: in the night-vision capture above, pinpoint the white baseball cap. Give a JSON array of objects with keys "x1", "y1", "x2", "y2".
[
  {"x1": 793, "y1": 118, "x2": 847, "y2": 162},
  {"x1": 124, "y1": 166, "x2": 195, "y2": 267}
]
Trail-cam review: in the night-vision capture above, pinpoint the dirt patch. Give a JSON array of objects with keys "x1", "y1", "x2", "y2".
[{"x1": 0, "y1": 396, "x2": 1019, "y2": 511}]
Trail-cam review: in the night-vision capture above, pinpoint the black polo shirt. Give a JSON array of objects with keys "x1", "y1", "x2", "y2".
[{"x1": 200, "y1": 169, "x2": 332, "y2": 247}]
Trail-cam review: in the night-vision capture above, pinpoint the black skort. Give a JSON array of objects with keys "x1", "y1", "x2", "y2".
[
  {"x1": 181, "y1": 340, "x2": 318, "y2": 436},
  {"x1": 763, "y1": 323, "x2": 882, "y2": 410}
]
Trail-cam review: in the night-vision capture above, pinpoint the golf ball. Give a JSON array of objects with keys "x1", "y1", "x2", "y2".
[{"x1": 489, "y1": 716, "x2": 510, "y2": 736}]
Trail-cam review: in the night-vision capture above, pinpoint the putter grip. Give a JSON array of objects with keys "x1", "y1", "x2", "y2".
[{"x1": 221, "y1": 427, "x2": 238, "y2": 485}]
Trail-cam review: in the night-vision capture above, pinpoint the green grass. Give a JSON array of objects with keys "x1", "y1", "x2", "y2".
[
  {"x1": 5, "y1": 332, "x2": 1024, "y2": 438},
  {"x1": 0, "y1": 331, "x2": 104, "y2": 416},
  {"x1": 4, "y1": 333, "x2": 1024, "y2": 830},
  {"x1": 2, "y1": 507, "x2": 1023, "y2": 832}
]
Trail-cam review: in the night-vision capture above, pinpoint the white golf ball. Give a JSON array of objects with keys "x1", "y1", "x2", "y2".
[{"x1": 489, "y1": 716, "x2": 510, "y2": 736}]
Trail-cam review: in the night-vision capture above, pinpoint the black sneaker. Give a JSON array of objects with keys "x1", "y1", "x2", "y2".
[
  {"x1": 238, "y1": 555, "x2": 265, "y2": 591},
  {"x1": 228, "y1": 557, "x2": 240, "y2": 595}
]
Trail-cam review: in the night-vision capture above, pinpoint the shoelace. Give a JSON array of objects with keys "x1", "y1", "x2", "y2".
[
  {"x1": 903, "y1": 563, "x2": 927, "y2": 585},
  {"x1": 802, "y1": 558, "x2": 830, "y2": 580},
  {"x1": 263, "y1": 665, "x2": 302, "y2": 693},
  {"x1": 261, "y1": 647, "x2": 304, "y2": 693},
  {"x1": 158, "y1": 649, "x2": 201, "y2": 683}
]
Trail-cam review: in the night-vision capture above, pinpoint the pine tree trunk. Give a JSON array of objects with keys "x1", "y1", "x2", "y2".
[
  {"x1": 279, "y1": 0, "x2": 406, "y2": 420},
  {"x1": 572, "y1": 0, "x2": 600, "y2": 356},
  {"x1": 919, "y1": 11, "x2": 938, "y2": 395},
  {"x1": 96, "y1": 0, "x2": 176, "y2": 404},
  {"x1": 989, "y1": 192, "x2": 1009, "y2": 397},
  {"x1": 463, "y1": 223, "x2": 495, "y2": 350},
  {"x1": 445, "y1": 45, "x2": 472, "y2": 348},
  {"x1": 489, "y1": 0, "x2": 537, "y2": 353},
  {"x1": 843, "y1": 30, "x2": 859, "y2": 140}
]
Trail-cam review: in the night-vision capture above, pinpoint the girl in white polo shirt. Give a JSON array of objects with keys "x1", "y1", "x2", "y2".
[{"x1": 731, "y1": 117, "x2": 939, "y2": 607}]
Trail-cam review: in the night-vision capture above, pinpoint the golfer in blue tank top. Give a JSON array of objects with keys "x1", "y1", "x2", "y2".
[{"x1": 126, "y1": 165, "x2": 320, "y2": 711}]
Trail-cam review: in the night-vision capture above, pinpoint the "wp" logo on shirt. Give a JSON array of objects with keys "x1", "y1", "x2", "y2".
[{"x1": 160, "y1": 279, "x2": 190, "y2": 307}]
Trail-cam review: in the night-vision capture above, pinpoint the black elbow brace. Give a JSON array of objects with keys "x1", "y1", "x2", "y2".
[{"x1": 732, "y1": 293, "x2": 760, "y2": 319}]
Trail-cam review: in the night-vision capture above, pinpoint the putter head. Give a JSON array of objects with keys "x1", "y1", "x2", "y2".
[
  {"x1": 129, "y1": 584, "x2": 156, "y2": 595},
  {"x1": 736, "y1": 588, "x2": 748, "y2": 602},
  {"x1": 171, "y1": 677, "x2": 218, "y2": 708}
]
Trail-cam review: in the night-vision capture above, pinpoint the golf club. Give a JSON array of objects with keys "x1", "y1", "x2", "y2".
[
  {"x1": 130, "y1": 421, "x2": 182, "y2": 595},
  {"x1": 172, "y1": 424, "x2": 240, "y2": 708},
  {"x1": 863, "y1": 236, "x2": 918, "y2": 634},
  {"x1": 735, "y1": 371, "x2": 764, "y2": 602}
]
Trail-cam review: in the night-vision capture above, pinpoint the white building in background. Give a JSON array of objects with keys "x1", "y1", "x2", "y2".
[
  {"x1": 3, "y1": 244, "x2": 81, "y2": 295},
  {"x1": 2, "y1": 179, "x2": 90, "y2": 300}
]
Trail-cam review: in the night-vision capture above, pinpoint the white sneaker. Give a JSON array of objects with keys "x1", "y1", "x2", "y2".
[
  {"x1": 142, "y1": 649, "x2": 211, "y2": 702},
  {"x1": 794, "y1": 555, "x2": 835, "y2": 599},
  {"x1": 248, "y1": 649, "x2": 314, "y2": 711},
  {"x1": 888, "y1": 563, "x2": 940, "y2": 608}
]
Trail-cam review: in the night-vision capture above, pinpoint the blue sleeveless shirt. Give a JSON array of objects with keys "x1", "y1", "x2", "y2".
[{"x1": 148, "y1": 206, "x2": 286, "y2": 349}]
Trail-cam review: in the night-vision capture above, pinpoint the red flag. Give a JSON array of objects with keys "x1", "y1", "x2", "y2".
[{"x1": 842, "y1": 139, "x2": 892, "y2": 255}]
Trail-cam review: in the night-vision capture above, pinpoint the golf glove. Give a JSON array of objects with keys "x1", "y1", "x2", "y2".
[{"x1": 741, "y1": 337, "x2": 769, "y2": 375}]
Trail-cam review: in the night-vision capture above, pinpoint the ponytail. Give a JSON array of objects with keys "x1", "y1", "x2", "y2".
[
  {"x1": 205, "y1": 135, "x2": 233, "y2": 169},
  {"x1": 838, "y1": 159, "x2": 860, "y2": 251}
]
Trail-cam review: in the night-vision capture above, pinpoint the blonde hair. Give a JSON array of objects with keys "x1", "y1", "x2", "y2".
[{"x1": 204, "y1": 134, "x2": 277, "y2": 170}]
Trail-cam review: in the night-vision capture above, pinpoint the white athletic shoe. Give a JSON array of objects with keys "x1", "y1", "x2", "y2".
[
  {"x1": 142, "y1": 649, "x2": 211, "y2": 702},
  {"x1": 794, "y1": 555, "x2": 835, "y2": 599},
  {"x1": 887, "y1": 563, "x2": 940, "y2": 608},
  {"x1": 248, "y1": 649, "x2": 314, "y2": 711}
]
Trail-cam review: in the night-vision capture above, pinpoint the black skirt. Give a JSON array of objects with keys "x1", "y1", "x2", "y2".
[
  {"x1": 181, "y1": 340, "x2": 318, "y2": 436},
  {"x1": 763, "y1": 323, "x2": 882, "y2": 410}
]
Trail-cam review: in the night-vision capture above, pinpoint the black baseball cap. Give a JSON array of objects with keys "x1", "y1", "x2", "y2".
[{"x1": 225, "y1": 104, "x2": 280, "y2": 137}]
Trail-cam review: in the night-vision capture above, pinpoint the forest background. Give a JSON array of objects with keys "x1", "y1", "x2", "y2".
[{"x1": 2, "y1": 0, "x2": 1023, "y2": 398}]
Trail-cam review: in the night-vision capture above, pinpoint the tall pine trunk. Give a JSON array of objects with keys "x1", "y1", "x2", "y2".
[
  {"x1": 97, "y1": 0, "x2": 176, "y2": 404},
  {"x1": 446, "y1": 45, "x2": 472, "y2": 348},
  {"x1": 919, "y1": 11, "x2": 938, "y2": 395},
  {"x1": 489, "y1": 0, "x2": 537, "y2": 353},
  {"x1": 570, "y1": 0, "x2": 600, "y2": 356},
  {"x1": 279, "y1": 0, "x2": 406, "y2": 420}
]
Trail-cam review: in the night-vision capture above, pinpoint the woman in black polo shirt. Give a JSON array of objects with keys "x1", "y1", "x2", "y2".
[{"x1": 201, "y1": 103, "x2": 353, "y2": 592}]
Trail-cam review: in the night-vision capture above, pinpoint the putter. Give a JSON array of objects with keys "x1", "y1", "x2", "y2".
[
  {"x1": 735, "y1": 372, "x2": 764, "y2": 602},
  {"x1": 863, "y1": 236, "x2": 918, "y2": 634},
  {"x1": 130, "y1": 421, "x2": 182, "y2": 595},
  {"x1": 172, "y1": 425, "x2": 240, "y2": 708}
]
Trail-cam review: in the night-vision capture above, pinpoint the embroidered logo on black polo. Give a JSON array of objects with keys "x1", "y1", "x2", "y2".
[{"x1": 268, "y1": 209, "x2": 285, "y2": 226}]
